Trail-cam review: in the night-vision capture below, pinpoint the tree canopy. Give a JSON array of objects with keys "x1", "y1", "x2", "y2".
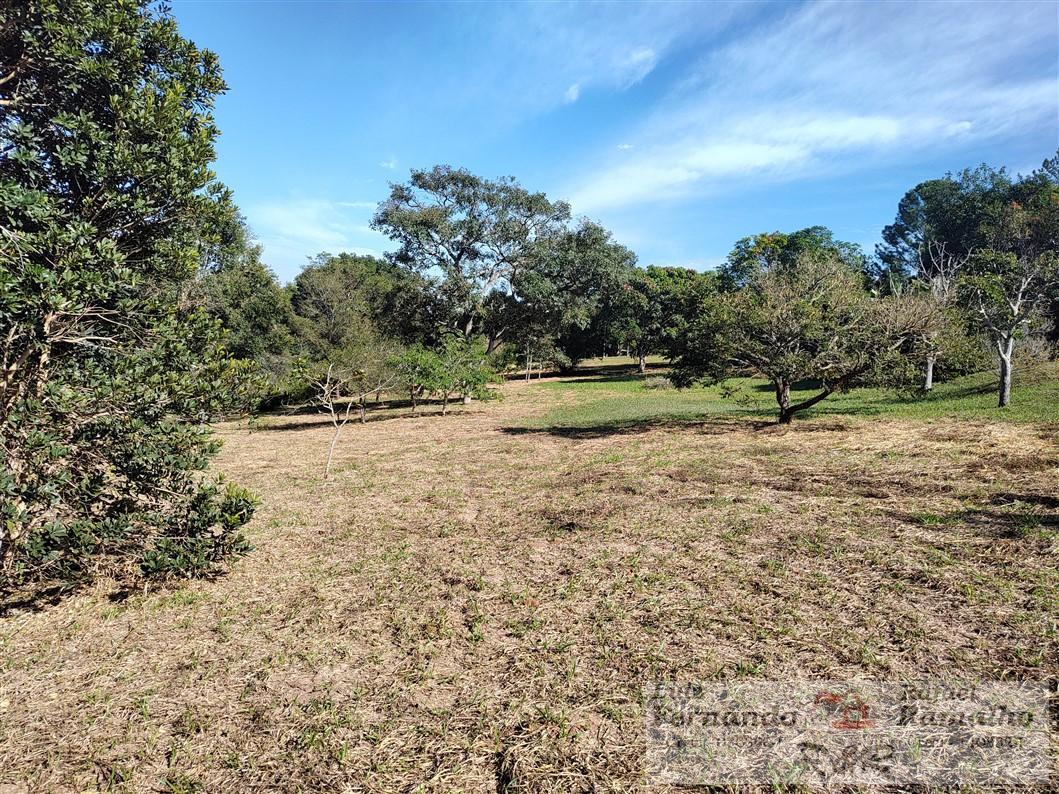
[
  {"x1": 372, "y1": 165, "x2": 571, "y2": 347},
  {"x1": 720, "y1": 226, "x2": 867, "y2": 291},
  {"x1": 609, "y1": 265, "x2": 717, "y2": 373},
  {"x1": 674, "y1": 251, "x2": 939, "y2": 423},
  {"x1": 195, "y1": 213, "x2": 295, "y2": 365},
  {"x1": 1, "y1": 0, "x2": 255, "y2": 595},
  {"x1": 875, "y1": 165, "x2": 1015, "y2": 288}
]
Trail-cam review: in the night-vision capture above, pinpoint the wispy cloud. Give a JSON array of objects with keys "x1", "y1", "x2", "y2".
[
  {"x1": 619, "y1": 47, "x2": 658, "y2": 87},
  {"x1": 246, "y1": 199, "x2": 389, "y2": 281},
  {"x1": 568, "y1": 1, "x2": 1058, "y2": 212},
  {"x1": 457, "y1": 3, "x2": 743, "y2": 116},
  {"x1": 378, "y1": 158, "x2": 398, "y2": 170}
]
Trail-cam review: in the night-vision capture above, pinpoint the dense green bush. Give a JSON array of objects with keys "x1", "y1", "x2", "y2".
[
  {"x1": 0, "y1": 1, "x2": 255, "y2": 597},
  {"x1": 387, "y1": 340, "x2": 500, "y2": 413}
]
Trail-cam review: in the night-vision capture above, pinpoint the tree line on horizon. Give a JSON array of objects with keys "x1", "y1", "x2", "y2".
[
  {"x1": 2, "y1": 1, "x2": 1056, "y2": 602},
  {"x1": 203, "y1": 156, "x2": 1059, "y2": 424}
]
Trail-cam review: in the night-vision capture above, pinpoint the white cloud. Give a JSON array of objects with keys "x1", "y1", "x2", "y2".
[
  {"x1": 246, "y1": 198, "x2": 390, "y2": 281},
  {"x1": 616, "y1": 143, "x2": 634, "y2": 151},
  {"x1": 449, "y1": 3, "x2": 744, "y2": 122},
  {"x1": 378, "y1": 158, "x2": 397, "y2": 170},
  {"x1": 618, "y1": 47, "x2": 658, "y2": 87},
  {"x1": 567, "y1": 1, "x2": 1058, "y2": 212}
]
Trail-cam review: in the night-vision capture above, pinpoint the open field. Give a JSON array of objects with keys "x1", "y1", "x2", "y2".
[
  {"x1": 533, "y1": 357, "x2": 1059, "y2": 429},
  {"x1": 1, "y1": 363, "x2": 1057, "y2": 791}
]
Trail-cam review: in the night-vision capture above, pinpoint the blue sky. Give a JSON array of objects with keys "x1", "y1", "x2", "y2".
[{"x1": 172, "y1": 0, "x2": 1059, "y2": 282}]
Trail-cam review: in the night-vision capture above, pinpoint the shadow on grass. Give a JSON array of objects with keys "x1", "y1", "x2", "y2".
[
  {"x1": 959, "y1": 509, "x2": 1058, "y2": 541},
  {"x1": 925, "y1": 380, "x2": 998, "y2": 399},
  {"x1": 500, "y1": 415, "x2": 745, "y2": 439},
  {"x1": 502, "y1": 368, "x2": 564, "y2": 382},
  {"x1": 551, "y1": 372, "x2": 653, "y2": 385},
  {"x1": 988, "y1": 492, "x2": 1059, "y2": 509},
  {"x1": 971, "y1": 493, "x2": 1059, "y2": 540},
  {"x1": 741, "y1": 374, "x2": 998, "y2": 408},
  {"x1": 0, "y1": 582, "x2": 75, "y2": 616},
  {"x1": 501, "y1": 413, "x2": 858, "y2": 439},
  {"x1": 889, "y1": 496, "x2": 1059, "y2": 542},
  {"x1": 1, "y1": 569, "x2": 235, "y2": 617},
  {"x1": 253, "y1": 398, "x2": 477, "y2": 432},
  {"x1": 541, "y1": 362, "x2": 669, "y2": 384}
]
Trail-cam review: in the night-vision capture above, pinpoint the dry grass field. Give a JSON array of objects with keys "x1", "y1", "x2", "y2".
[{"x1": 1, "y1": 365, "x2": 1057, "y2": 792}]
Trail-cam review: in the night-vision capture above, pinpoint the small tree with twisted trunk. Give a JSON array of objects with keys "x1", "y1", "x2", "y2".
[
  {"x1": 673, "y1": 253, "x2": 940, "y2": 424},
  {"x1": 307, "y1": 363, "x2": 398, "y2": 479},
  {"x1": 299, "y1": 334, "x2": 400, "y2": 479}
]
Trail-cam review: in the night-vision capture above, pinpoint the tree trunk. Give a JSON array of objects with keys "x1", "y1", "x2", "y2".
[
  {"x1": 442, "y1": 393, "x2": 449, "y2": 415},
  {"x1": 775, "y1": 379, "x2": 834, "y2": 424},
  {"x1": 359, "y1": 395, "x2": 367, "y2": 424},
  {"x1": 410, "y1": 387, "x2": 417, "y2": 413},
  {"x1": 486, "y1": 332, "x2": 504, "y2": 354},
  {"x1": 325, "y1": 426, "x2": 342, "y2": 479},
  {"x1": 638, "y1": 353, "x2": 647, "y2": 374},
  {"x1": 997, "y1": 338, "x2": 1014, "y2": 408},
  {"x1": 923, "y1": 354, "x2": 936, "y2": 391},
  {"x1": 775, "y1": 380, "x2": 792, "y2": 424}
]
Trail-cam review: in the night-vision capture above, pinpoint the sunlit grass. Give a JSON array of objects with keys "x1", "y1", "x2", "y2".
[
  {"x1": 5, "y1": 356, "x2": 1057, "y2": 790},
  {"x1": 526, "y1": 359, "x2": 1059, "y2": 429}
]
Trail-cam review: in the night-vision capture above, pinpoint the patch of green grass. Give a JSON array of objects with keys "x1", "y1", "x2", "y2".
[
  {"x1": 525, "y1": 362, "x2": 1059, "y2": 429},
  {"x1": 163, "y1": 774, "x2": 202, "y2": 794},
  {"x1": 911, "y1": 511, "x2": 961, "y2": 526}
]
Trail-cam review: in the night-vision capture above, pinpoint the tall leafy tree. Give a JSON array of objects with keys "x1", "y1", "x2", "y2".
[
  {"x1": 875, "y1": 166, "x2": 1012, "y2": 287},
  {"x1": 195, "y1": 212, "x2": 295, "y2": 367},
  {"x1": 720, "y1": 226, "x2": 867, "y2": 291},
  {"x1": 611, "y1": 266, "x2": 717, "y2": 373},
  {"x1": 289, "y1": 253, "x2": 390, "y2": 355},
  {"x1": 880, "y1": 158, "x2": 1059, "y2": 405},
  {"x1": 291, "y1": 252, "x2": 450, "y2": 353},
  {"x1": 507, "y1": 220, "x2": 637, "y2": 370},
  {"x1": 1036, "y1": 152, "x2": 1059, "y2": 348},
  {"x1": 372, "y1": 165, "x2": 571, "y2": 348},
  {"x1": 0, "y1": 1, "x2": 255, "y2": 596},
  {"x1": 875, "y1": 164, "x2": 1045, "y2": 391}
]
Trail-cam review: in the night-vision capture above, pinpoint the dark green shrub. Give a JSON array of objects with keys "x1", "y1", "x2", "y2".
[{"x1": 1, "y1": 1, "x2": 256, "y2": 598}]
